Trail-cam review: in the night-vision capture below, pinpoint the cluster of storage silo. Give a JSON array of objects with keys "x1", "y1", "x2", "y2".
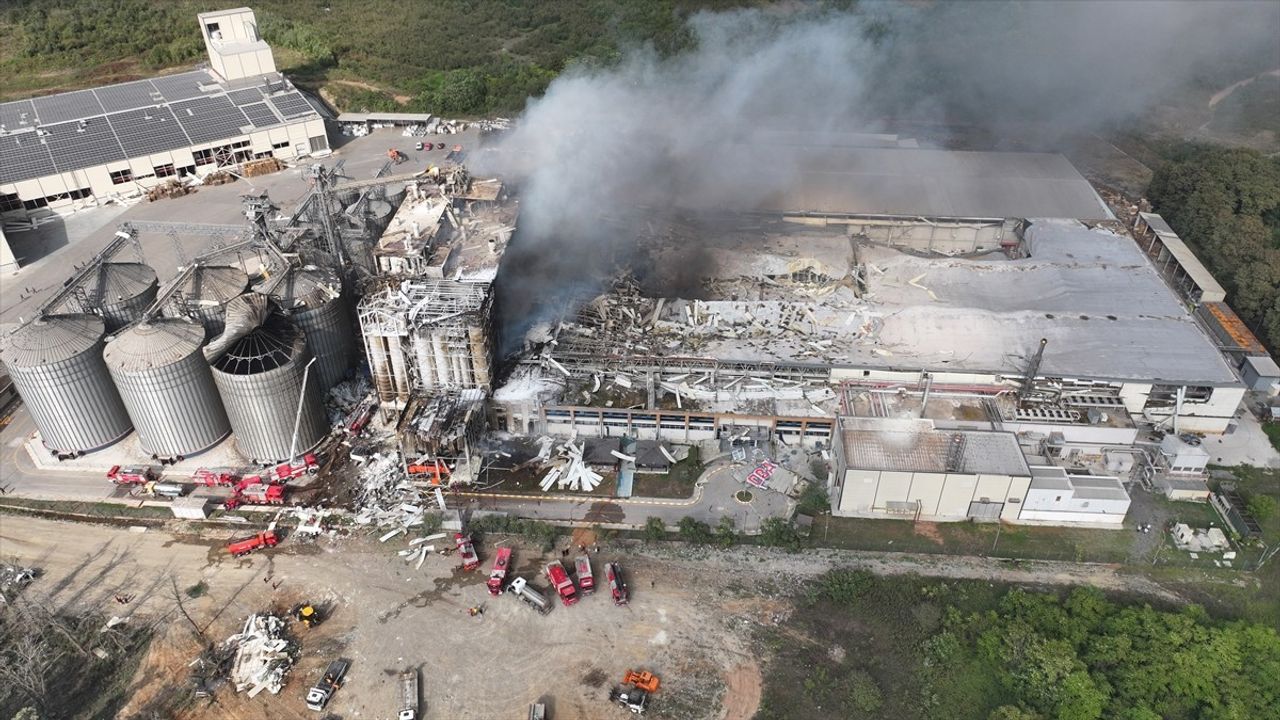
[{"x1": 1, "y1": 246, "x2": 357, "y2": 463}]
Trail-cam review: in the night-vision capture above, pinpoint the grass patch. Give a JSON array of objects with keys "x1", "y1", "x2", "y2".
[
  {"x1": 1262, "y1": 421, "x2": 1280, "y2": 455},
  {"x1": 184, "y1": 581, "x2": 207, "y2": 599}
]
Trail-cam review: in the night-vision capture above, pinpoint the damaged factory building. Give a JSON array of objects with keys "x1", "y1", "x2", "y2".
[
  {"x1": 356, "y1": 167, "x2": 513, "y2": 481},
  {"x1": 489, "y1": 141, "x2": 1273, "y2": 527}
]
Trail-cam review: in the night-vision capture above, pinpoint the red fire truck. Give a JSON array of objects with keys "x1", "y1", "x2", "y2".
[
  {"x1": 191, "y1": 468, "x2": 237, "y2": 486},
  {"x1": 106, "y1": 465, "x2": 156, "y2": 485},
  {"x1": 223, "y1": 476, "x2": 286, "y2": 509},
  {"x1": 487, "y1": 546, "x2": 512, "y2": 595},
  {"x1": 574, "y1": 555, "x2": 595, "y2": 595},
  {"x1": 455, "y1": 533, "x2": 480, "y2": 572},
  {"x1": 606, "y1": 562, "x2": 629, "y2": 606},
  {"x1": 544, "y1": 561, "x2": 578, "y2": 606},
  {"x1": 226, "y1": 530, "x2": 279, "y2": 557},
  {"x1": 274, "y1": 453, "x2": 319, "y2": 481}
]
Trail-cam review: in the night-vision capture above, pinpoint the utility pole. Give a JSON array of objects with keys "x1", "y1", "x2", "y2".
[{"x1": 288, "y1": 357, "x2": 317, "y2": 463}]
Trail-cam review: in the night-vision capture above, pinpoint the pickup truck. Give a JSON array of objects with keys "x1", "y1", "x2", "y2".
[{"x1": 306, "y1": 659, "x2": 349, "y2": 711}]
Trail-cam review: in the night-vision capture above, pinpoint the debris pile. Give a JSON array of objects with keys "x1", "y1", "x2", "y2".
[
  {"x1": 0, "y1": 564, "x2": 39, "y2": 602},
  {"x1": 537, "y1": 437, "x2": 604, "y2": 492},
  {"x1": 352, "y1": 451, "x2": 425, "y2": 528},
  {"x1": 223, "y1": 614, "x2": 296, "y2": 697}
]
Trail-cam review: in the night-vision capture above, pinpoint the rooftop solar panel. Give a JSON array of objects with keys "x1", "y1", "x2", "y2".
[
  {"x1": 150, "y1": 71, "x2": 215, "y2": 102},
  {"x1": 267, "y1": 92, "x2": 313, "y2": 119},
  {"x1": 94, "y1": 80, "x2": 162, "y2": 114},
  {"x1": 42, "y1": 117, "x2": 126, "y2": 173},
  {"x1": 0, "y1": 100, "x2": 37, "y2": 130},
  {"x1": 171, "y1": 96, "x2": 250, "y2": 145},
  {"x1": 0, "y1": 132, "x2": 57, "y2": 184},
  {"x1": 240, "y1": 102, "x2": 281, "y2": 128},
  {"x1": 107, "y1": 107, "x2": 192, "y2": 159},
  {"x1": 227, "y1": 88, "x2": 264, "y2": 105},
  {"x1": 32, "y1": 90, "x2": 104, "y2": 125}
]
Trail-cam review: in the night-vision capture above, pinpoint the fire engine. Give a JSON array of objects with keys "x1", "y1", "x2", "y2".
[
  {"x1": 455, "y1": 533, "x2": 479, "y2": 571},
  {"x1": 273, "y1": 453, "x2": 319, "y2": 481},
  {"x1": 544, "y1": 561, "x2": 578, "y2": 606},
  {"x1": 606, "y1": 562, "x2": 629, "y2": 606},
  {"x1": 226, "y1": 530, "x2": 279, "y2": 557},
  {"x1": 574, "y1": 555, "x2": 595, "y2": 595},
  {"x1": 106, "y1": 465, "x2": 155, "y2": 484},
  {"x1": 487, "y1": 546, "x2": 512, "y2": 595}
]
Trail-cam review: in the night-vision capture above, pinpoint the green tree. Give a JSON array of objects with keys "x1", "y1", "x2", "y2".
[
  {"x1": 714, "y1": 516, "x2": 737, "y2": 547},
  {"x1": 1245, "y1": 493, "x2": 1276, "y2": 521},
  {"x1": 759, "y1": 517, "x2": 804, "y2": 551},
  {"x1": 988, "y1": 707, "x2": 1043, "y2": 720},
  {"x1": 677, "y1": 516, "x2": 712, "y2": 544},
  {"x1": 643, "y1": 516, "x2": 666, "y2": 543},
  {"x1": 843, "y1": 669, "x2": 883, "y2": 714}
]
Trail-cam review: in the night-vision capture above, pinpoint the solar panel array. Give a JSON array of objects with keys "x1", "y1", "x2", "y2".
[
  {"x1": 227, "y1": 88, "x2": 264, "y2": 105},
  {"x1": 0, "y1": 69, "x2": 319, "y2": 186},
  {"x1": 171, "y1": 96, "x2": 251, "y2": 145},
  {"x1": 240, "y1": 102, "x2": 282, "y2": 129},
  {"x1": 268, "y1": 92, "x2": 312, "y2": 119},
  {"x1": 108, "y1": 107, "x2": 191, "y2": 158}
]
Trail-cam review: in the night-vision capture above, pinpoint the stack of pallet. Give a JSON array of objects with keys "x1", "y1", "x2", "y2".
[{"x1": 242, "y1": 157, "x2": 282, "y2": 178}]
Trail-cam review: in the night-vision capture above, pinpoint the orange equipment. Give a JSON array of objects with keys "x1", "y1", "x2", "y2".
[{"x1": 622, "y1": 670, "x2": 660, "y2": 693}]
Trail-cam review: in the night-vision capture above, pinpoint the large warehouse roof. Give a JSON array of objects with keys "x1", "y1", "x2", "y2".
[
  {"x1": 839, "y1": 418, "x2": 1031, "y2": 476},
  {"x1": 0, "y1": 69, "x2": 320, "y2": 185},
  {"x1": 688, "y1": 146, "x2": 1114, "y2": 220}
]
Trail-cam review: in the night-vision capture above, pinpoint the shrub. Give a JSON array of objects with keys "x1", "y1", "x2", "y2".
[
  {"x1": 760, "y1": 517, "x2": 804, "y2": 551},
  {"x1": 678, "y1": 516, "x2": 713, "y2": 544},
  {"x1": 643, "y1": 516, "x2": 667, "y2": 543},
  {"x1": 1246, "y1": 493, "x2": 1276, "y2": 521}
]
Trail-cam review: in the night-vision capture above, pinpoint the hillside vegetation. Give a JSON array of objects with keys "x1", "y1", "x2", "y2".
[
  {"x1": 1147, "y1": 144, "x2": 1280, "y2": 352},
  {"x1": 759, "y1": 572, "x2": 1280, "y2": 720},
  {"x1": 0, "y1": 0, "x2": 755, "y2": 113}
]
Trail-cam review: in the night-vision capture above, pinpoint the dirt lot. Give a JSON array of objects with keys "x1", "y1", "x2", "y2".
[{"x1": 0, "y1": 515, "x2": 763, "y2": 720}]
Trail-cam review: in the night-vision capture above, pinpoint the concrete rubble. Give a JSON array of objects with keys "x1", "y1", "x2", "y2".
[
  {"x1": 536, "y1": 437, "x2": 603, "y2": 492},
  {"x1": 223, "y1": 613, "x2": 296, "y2": 697}
]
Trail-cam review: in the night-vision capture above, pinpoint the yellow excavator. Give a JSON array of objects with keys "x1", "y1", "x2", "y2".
[{"x1": 292, "y1": 602, "x2": 322, "y2": 628}]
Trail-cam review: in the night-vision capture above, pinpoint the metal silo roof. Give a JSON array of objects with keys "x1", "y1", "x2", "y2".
[
  {"x1": 92, "y1": 262, "x2": 157, "y2": 303},
  {"x1": 176, "y1": 265, "x2": 248, "y2": 304},
  {"x1": 256, "y1": 265, "x2": 340, "y2": 311},
  {"x1": 104, "y1": 318, "x2": 206, "y2": 372},
  {"x1": 212, "y1": 312, "x2": 304, "y2": 375},
  {"x1": 1, "y1": 314, "x2": 105, "y2": 366}
]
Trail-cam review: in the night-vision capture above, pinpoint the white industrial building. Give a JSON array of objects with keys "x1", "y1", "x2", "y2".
[{"x1": 0, "y1": 8, "x2": 327, "y2": 220}]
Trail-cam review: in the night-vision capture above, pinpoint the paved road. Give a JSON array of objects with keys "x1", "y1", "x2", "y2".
[
  {"x1": 454, "y1": 461, "x2": 793, "y2": 532},
  {"x1": 0, "y1": 404, "x2": 116, "y2": 501}
]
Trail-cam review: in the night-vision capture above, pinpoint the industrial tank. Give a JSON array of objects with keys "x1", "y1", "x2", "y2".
[
  {"x1": 253, "y1": 265, "x2": 353, "y2": 390},
  {"x1": 364, "y1": 198, "x2": 396, "y2": 237},
  {"x1": 90, "y1": 262, "x2": 159, "y2": 331},
  {"x1": 165, "y1": 265, "x2": 249, "y2": 337},
  {"x1": 104, "y1": 318, "x2": 230, "y2": 459},
  {"x1": 210, "y1": 312, "x2": 327, "y2": 463},
  {"x1": 0, "y1": 314, "x2": 131, "y2": 453}
]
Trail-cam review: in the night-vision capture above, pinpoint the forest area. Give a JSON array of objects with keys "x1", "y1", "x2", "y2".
[
  {"x1": 1148, "y1": 145, "x2": 1280, "y2": 353},
  {"x1": 758, "y1": 571, "x2": 1280, "y2": 720}
]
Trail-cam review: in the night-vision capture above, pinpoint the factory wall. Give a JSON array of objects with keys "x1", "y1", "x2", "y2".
[
  {"x1": 1, "y1": 117, "x2": 327, "y2": 220},
  {"x1": 836, "y1": 469, "x2": 1030, "y2": 522}
]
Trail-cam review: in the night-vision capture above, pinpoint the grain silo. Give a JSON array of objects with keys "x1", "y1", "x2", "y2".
[
  {"x1": 254, "y1": 265, "x2": 353, "y2": 390},
  {"x1": 165, "y1": 265, "x2": 249, "y2": 337},
  {"x1": 104, "y1": 318, "x2": 230, "y2": 459},
  {"x1": 210, "y1": 312, "x2": 327, "y2": 463},
  {"x1": 364, "y1": 198, "x2": 396, "y2": 237},
  {"x1": 0, "y1": 314, "x2": 131, "y2": 453},
  {"x1": 87, "y1": 262, "x2": 159, "y2": 331}
]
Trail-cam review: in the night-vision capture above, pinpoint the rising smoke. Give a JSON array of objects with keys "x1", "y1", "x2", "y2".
[{"x1": 481, "y1": 1, "x2": 1280, "y2": 357}]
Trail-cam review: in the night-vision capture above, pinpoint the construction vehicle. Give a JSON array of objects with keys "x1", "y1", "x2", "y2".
[
  {"x1": 487, "y1": 546, "x2": 512, "y2": 595},
  {"x1": 274, "y1": 453, "x2": 319, "y2": 481},
  {"x1": 398, "y1": 668, "x2": 420, "y2": 720},
  {"x1": 507, "y1": 576, "x2": 551, "y2": 615},
  {"x1": 574, "y1": 556, "x2": 595, "y2": 595},
  {"x1": 455, "y1": 533, "x2": 479, "y2": 571},
  {"x1": 106, "y1": 465, "x2": 156, "y2": 485},
  {"x1": 610, "y1": 671, "x2": 660, "y2": 715},
  {"x1": 292, "y1": 602, "x2": 322, "y2": 628},
  {"x1": 192, "y1": 468, "x2": 237, "y2": 486},
  {"x1": 226, "y1": 530, "x2": 279, "y2": 557},
  {"x1": 306, "y1": 659, "x2": 349, "y2": 711},
  {"x1": 606, "y1": 562, "x2": 629, "y2": 606},
  {"x1": 387, "y1": 148, "x2": 406, "y2": 164},
  {"x1": 544, "y1": 561, "x2": 578, "y2": 606}
]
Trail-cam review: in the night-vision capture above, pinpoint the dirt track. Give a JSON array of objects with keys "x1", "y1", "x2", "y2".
[{"x1": 1, "y1": 515, "x2": 1207, "y2": 718}]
